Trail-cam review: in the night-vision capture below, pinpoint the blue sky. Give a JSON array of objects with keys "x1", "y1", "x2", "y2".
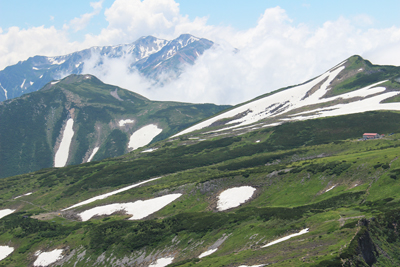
[
  {"x1": 1, "y1": 0, "x2": 399, "y2": 41},
  {"x1": 1, "y1": 0, "x2": 400, "y2": 104}
]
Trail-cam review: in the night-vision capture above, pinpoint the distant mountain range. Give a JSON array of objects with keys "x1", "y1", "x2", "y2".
[
  {"x1": 0, "y1": 74, "x2": 229, "y2": 178},
  {"x1": 0, "y1": 34, "x2": 213, "y2": 102}
]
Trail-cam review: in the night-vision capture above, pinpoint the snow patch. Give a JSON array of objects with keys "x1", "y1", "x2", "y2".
[
  {"x1": 199, "y1": 248, "x2": 218, "y2": 258},
  {"x1": 0, "y1": 246, "x2": 14, "y2": 261},
  {"x1": 262, "y1": 228, "x2": 309, "y2": 248},
  {"x1": 149, "y1": 257, "x2": 174, "y2": 267},
  {"x1": 325, "y1": 185, "x2": 336, "y2": 193},
  {"x1": 0, "y1": 209, "x2": 15, "y2": 219},
  {"x1": 87, "y1": 147, "x2": 99, "y2": 163},
  {"x1": 128, "y1": 124, "x2": 163, "y2": 150},
  {"x1": 51, "y1": 81, "x2": 59, "y2": 85},
  {"x1": 48, "y1": 57, "x2": 66, "y2": 65},
  {"x1": 32, "y1": 67, "x2": 39, "y2": 70},
  {"x1": 79, "y1": 193, "x2": 181, "y2": 221},
  {"x1": 33, "y1": 249, "x2": 64, "y2": 266},
  {"x1": 39, "y1": 75, "x2": 43, "y2": 79},
  {"x1": 30, "y1": 81, "x2": 34, "y2": 86},
  {"x1": 0, "y1": 82, "x2": 7, "y2": 100},
  {"x1": 14, "y1": 192, "x2": 32, "y2": 199},
  {"x1": 119, "y1": 119, "x2": 135, "y2": 127},
  {"x1": 141, "y1": 148, "x2": 158, "y2": 153},
  {"x1": 217, "y1": 186, "x2": 256, "y2": 211},
  {"x1": 54, "y1": 118, "x2": 75, "y2": 167},
  {"x1": 62, "y1": 177, "x2": 161, "y2": 211},
  {"x1": 238, "y1": 265, "x2": 265, "y2": 267},
  {"x1": 256, "y1": 140, "x2": 261, "y2": 143},
  {"x1": 20, "y1": 79, "x2": 26, "y2": 89}
]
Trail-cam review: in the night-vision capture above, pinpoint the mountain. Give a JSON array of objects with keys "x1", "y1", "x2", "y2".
[
  {"x1": 0, "y1": 34, "x2": 213, "y2": 102},
  {"x1": 1, "y1": 56, "x2": 400, "y2": 266},
  {"x1": 0, "y1": 74, "x2": 229, "y2": 179},
  {"x1": 173, "y1": 55, "x2": 400, "y2": 138}
]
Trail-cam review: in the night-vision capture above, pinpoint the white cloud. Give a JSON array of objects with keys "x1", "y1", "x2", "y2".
[{"x1": 64, "y1": 0, "x2": 104, "y2": 32}]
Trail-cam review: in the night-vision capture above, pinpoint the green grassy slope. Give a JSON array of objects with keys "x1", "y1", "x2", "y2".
[
  {"x1": 0, "y1": 74, "x2": 230, "y2": 178},
  {"x1": 1, "y1": 111, "x2": 400, "y2": 266}
]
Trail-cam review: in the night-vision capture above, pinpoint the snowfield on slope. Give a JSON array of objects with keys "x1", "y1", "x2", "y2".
[
  {"x1": 54, "y1": 118, "x2": 75, "y2": 167},
  {"x1": 217, "y1": 186, "x2": 256, "y2": 211},
  {"x1": 33, "y1": 249, "x2": 64, "y2": 266},
  {"x1": 173, "y1": 61, "x2": 400, "y2": 136},
  {"x1": 14, "y1": 192, "x2": 32, "y2": 199},
  {"x1": 128, "y1": 124, "x2": 163, "y2": 150},
  {"x1": 0, "y1": 246, "x2": 14, "y2": 261},
  {"x1": 261, "y1": 228, "x2": 309, "y2": 248},
  {"x1": 78, "y1": 193, "x2": 182, "y2": 221},
  {"x1": 198, "y1": 248, "x2": 218, "y2": 258},
  {"x1": 62, "y1": 177, "x2": 161, "y2": 211},
  {"x1": 0, "y1": 209, "x2": 15, "y2": 219},
  {"x1": 119, "y1": 119, "x2": 134, "y2": 126},
  {"x1": 148, "y1": 257, "x2": 174, "y2": 267},
  {"x1": 87, "y1": 147, "x2": 99, "y2": 163}
]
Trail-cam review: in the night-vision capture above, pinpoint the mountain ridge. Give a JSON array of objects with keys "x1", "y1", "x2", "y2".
[{"x1": 0, "y1": 34, "x2": 213, "y2": 102}]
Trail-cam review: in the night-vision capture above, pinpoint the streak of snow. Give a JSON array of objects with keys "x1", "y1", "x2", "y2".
[
  {"x1": 149, "y1": 257, "x2": 174, "y2": 267},
  {"x1": 62, "y1": 177, "x2": 161, "y2": 211},
  {"x1": 0, "y1": 82, "x2": 7, "y2": 100},
  {"x1": 217, "y1": 186, "x2": 256, "y2": 211},
  {"x1": 51, "y1": 81, "x2": 59, "y2": 85},
  {"x1": 32, "y1": 67, "x2": 39, "y2": 70},
  {"x1": 262, "y1": 228, "x2": 309, "y2": 248},
  {"x1": 128, "y1": 124, "x2": 163, "y2": 151},
  {"x1": 0, "y1": 246, "x2": 14, "y2": 261},
  {"x1": 48, "y1": 57, "x2": 66, "y2": 65},
  {"x1": 33, "y1": 249, "x2": 64, "y2": 266},
  {"x1": 256, "y1": 140, "x2": 261, "y2": 143},
  {"x1": 79, "y1": 193, "x2": 182, "y2": 221},
  {"x1": 237, "y1": 265, "x2": 265, "y2": 267},
  {"x1": 154, "y1": 62, "x2": 162, "y2": 68},
  {"x1": 119, "y1": 119, "x2": 134, "y2": 127},
  {"x1": 325, "y1": 185, "x2": 336, "y2": 193},
  {"x1": 15, "y1": 192, "x2": 32, "y2": 199},
  {"x1": 141, "y1": 148, "x2": 158, "y2": 153},
  {"x1": 54, "y1": 118, "x2": 75, "y2": 167},
  {"x1": 358, "y1": 68, "x2": 363, "y2": 72},
  {"x1": 39, "y1": 75, "x2": 43, "y2": 79},
  {"x1": 0, "y1": 209, "x2": 15, "y2": 219},
  {"x1": 198, "y1": 248, "x2": 218, "y2": 258},
  {"x1": 20, "y1": 79, "x2": 26, "y2": 89},
  {"x1": 87, "y1": 147, "x2": 99, "y2": 163}
]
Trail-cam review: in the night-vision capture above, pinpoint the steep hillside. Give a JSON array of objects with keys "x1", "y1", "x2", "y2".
[
  {"x1": 1, "y1": 110, "x2": 400, "y2": 266},
  {"x1": 0, "y1": 34, "x2": 213, "y2": 101},
  {"x1": 0, "y1": 74, "x2": 229, "y2": 178},
  {"x1": 173, "y1": 55, "x2": 400, "y2": 138}
]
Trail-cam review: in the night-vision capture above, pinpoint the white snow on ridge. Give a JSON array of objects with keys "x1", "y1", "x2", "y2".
[
  {"x1": 15, "y1": 192, "x2": 32, "y2": 199},
  {"x1": 54, "y1": 118, "x2": 75, "y2": 168},
  {"x1": 261, "y1": 228, "x2": 309, "y2": 248},
  {"x1": 78, "y1": 193, "x2": 182, "y2": 221},
  {"x1": 217, "y1": 186, "x2": 256, "y2": 211},
  {"x1": 199, "y1": 248, "x2": 218, "y2": 258},
  {"x1": 87, "y1": 147, "x2": 99, "y2": 163},
  {"x1": 128, "y1": 124, "x2": 163, "y2": 151},
  {"x1": 62, "y1": 177, "x2": 161, "y2": 211},
  {"x1": 149, "y1": 257, "x2": 174, "y2": 267},
  {"x1": 33, "y1": 249, "x2": 64, "y2": 266},
  {"x1": 0, "y1": 209, "x2": 15, "y2": 219},
  {"x1": 0, "y1": 246, "x2": 14, "y2": 261},
  {"x1": 119, "y1": 119, "x2": 134, "y2": 127},
  {"x1": 48, "y1": 57, "x2": 66, "y2": 65},
  {"x1": 173, "y1": 64, "x2": 400, "y2": 137},
  {"x1": 51, "y1": 81, "x2": 59, "y2": 85}
]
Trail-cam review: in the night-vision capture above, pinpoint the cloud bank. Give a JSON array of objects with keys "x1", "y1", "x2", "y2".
[{"x1": 2, "y1": 0, "x2": 400, "y2": 105}]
